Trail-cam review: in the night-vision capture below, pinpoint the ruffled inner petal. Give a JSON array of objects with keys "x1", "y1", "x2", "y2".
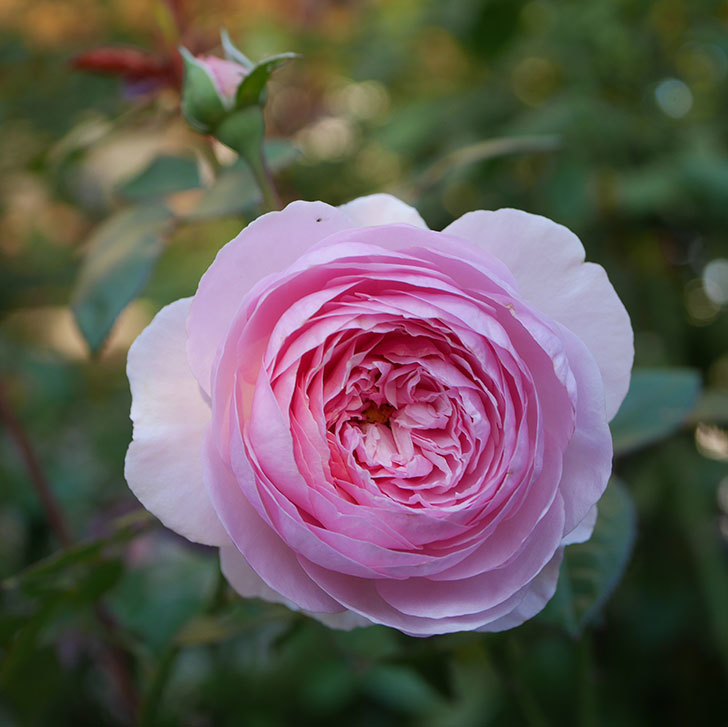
[{"x1": 198, "y1": 221, "x2": 605, "y2": 634}]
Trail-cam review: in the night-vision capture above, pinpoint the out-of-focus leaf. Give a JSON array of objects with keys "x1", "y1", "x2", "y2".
[
  {"x1": 0, "y1": 560, "x2": 123, "y2": 684},
  {"x1": 419, "y1": 641, "x2": 503, "y2": 727},
  {"x1": 414, "y1": 135, "x2": 561, "y2": 192},
  {"x1": 71, "y1": 203, "x2": 174, "y2": 353},
  {"x1": 118, "y1": 155, "x2": 201, "y2": 201},
  {"x1": 362, "y1": 664, "x2": 443, "y2": 714},
  {"x1": 234, "y1": 53, "x2": 300, "y2": 109},
  {"x1": 611, "y1": 368, "x2": 702, "y2": 456},
  {"x1": 265, "y1": 139, "x2": 301, "y2": 171},
  {"x1": 540, "y1": 479, "x2": 637, "y2": 637},
  {"x1": 109, "y1": 536, "x2": 216, "y2": 652},
  {"x1": 668, "y1": 440, "x2": 728, "y2": 675},
  {"x1": 690, "y1": 390, "x2": 728, "y2": 425},
  {"x1": 67, "y1": 558, "x2": 124, "y2": 605},
  {"x1": 0, "y1": 597, "x2": 66, "y2": 683},
  {"x1": 2, "y1": 510, "x2": 153, "y2": 595}
]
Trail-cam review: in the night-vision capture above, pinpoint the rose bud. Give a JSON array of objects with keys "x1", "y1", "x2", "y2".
[{"x1": 179, "y1": 47, "x2": 251, "y2": 132}]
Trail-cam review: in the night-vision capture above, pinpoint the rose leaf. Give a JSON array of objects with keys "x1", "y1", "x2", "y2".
[
  {"x1": 539, "y1": 478, "x2": 637, "y2": 637},
  {"x1": 117, "y1": 155, "x2": 201, "y2": 202},
  {"x1": 610, "y1": 368, "x2": 702, "y2": 456},
  {"x1": 234, "y1": 52, "x2": 300, "y2": 109},
  {"x1": 71, "y1": 203, "x2": 174, "y2": 354}
]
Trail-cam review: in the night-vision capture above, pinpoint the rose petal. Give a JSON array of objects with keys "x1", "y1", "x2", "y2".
[
  {"x1": 221, "y1": 545, "x2": 372, "y2": 630},
  {"x1": 203, "y1": 429, "x2": 344, "y2": 613},
  {"x1": 187, "y1": 201, "x2": 356, "y2": 393},
  {"x1": 339, "y1": 193, "x2": 428, "y2": 229},
  {"x1": 220, "y1": 544, "x2": 294, "y2": 606},
  {"x1": 553, "y1": 321, "x2": 613, "y2": 533},
  {"x1": 299, "y1": 556, "x2": 548, "y2": 637},
  {"x1": 125, "y1": 299, "x2": 229, "y2": 546},
  {"x1": 443, "y1": 209, "x2": 633, "y2": 420},
  {"x1": 561, "y1": 505, "x2": 598, "y2": 546},
  {"x1": 476, "y1": 547, "x2": 563, "y2": 632},
  {"x1": 374, "y1": 495, "x2": 564, "y2": 618}
]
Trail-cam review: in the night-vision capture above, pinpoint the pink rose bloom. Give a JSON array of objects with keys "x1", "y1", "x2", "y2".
[
  {"x1": 125, "y1": 195, "x2": 633, "y2": 636},
  {"x1": 196, "y1": 54, "x2": 247, "y2": 100}
]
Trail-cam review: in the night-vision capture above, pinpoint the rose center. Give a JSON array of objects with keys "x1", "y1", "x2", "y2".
[{"x1": 362, "y1": 402, "x2": 395, "y2": 425}]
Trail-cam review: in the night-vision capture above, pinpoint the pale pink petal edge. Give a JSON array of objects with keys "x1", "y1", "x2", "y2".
[{"x1": 125, "y1": 298, "x2": 229, "y2": 547}]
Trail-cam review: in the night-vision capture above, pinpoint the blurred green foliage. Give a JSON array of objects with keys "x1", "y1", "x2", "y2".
[{"x1": 1, "y1": 0, "x2": 727, "y2": 725}]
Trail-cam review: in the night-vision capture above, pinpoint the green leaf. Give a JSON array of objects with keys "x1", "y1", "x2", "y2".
[
  {"x1": 0, "y1": 596, "x2": 66, "y2": 683},
  {"x1": 611, "y1": 368, "x2": 702, "y2": 456},
  {"x1": 0, "y1": 561, "x2": 123, "y2": 685},
  {"x1": 362, "y1": 664, "x2": 443, "y2": 714},
  {"x1": 264, "y1": 139, "x2": 301, "y2": 171},
  {"x1": 690, "y1": 389, "x2": 728, "y2": 425},
  {"x1": 71, "y1": 204, "x2": 173, "y2": 353},
  {"x1": 234, "y1": 52, "x2": 300, "y2": 109},
  {"x1": 179, "y1": 46, "x2": 227, "y2": 131},
  {"x1": 413, "y1": 135, "x2": 561, "y2": 192},
  {"x1": 220, "y1": 28, "x2": 253, "y2": 69},
  {"x1": 540, "y1": 479, "x2": 637, "y2": 637},
  {"x1": 118, "y1": 155, "x2": 201, "y2": 202},
  {"x1": 2, "y1": 510, "x2": 153, "y2": 595}
]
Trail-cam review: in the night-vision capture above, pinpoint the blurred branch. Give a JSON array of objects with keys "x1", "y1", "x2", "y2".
[
  {"x1": 0, "y1": 378, "x2": 140, "y2": 722},
  {"x1": 0, "y1": 379, "x2": 73, "y2": 548},
  {"x1": 411, "y1": 135, "x2": 561, "y2": 196},
  {"x1": 252, "y1": 149, "x2": 283, "y2": 212}
]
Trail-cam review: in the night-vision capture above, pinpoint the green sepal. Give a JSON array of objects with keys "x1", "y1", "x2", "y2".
[
  {"x1": 234, "y1": 52, "x2": 301, "y2": 109},
  {"x1": 215, "y1": 106, "x2": 266, "y2": 162},
  {"x1": 220, "y1": 28, "x2": 254, "y2": 70},
  {"x1": 179, "y1": 46, "x2": 227, "y2": 132}
]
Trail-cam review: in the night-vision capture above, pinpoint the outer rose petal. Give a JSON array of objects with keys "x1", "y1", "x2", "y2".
[
  {"x1": 476, "y1": 548, "x2": 563, "y2": 632},
  {"x1": 203, "y1": 429, "x2": 344, "y2": 613},
  {"x1": 339, "y1": 193, "x2": 429, "y2": 229},
  {"x1": 187, "y1": 201, "x2": 356, "y2": 393},
  {"x1": 125, "y1": 299, "x2": 229, "y2": 546},
  {"x1": 220, "y1": 544, "x2": 296, "y2": 607},
  {"x1": 443, "y1": 209, "x2": 633, "y2": 420},
  {"x1": 220, "y1": 545, "x2": 371, "y2": 631},
  {"x1": 554, "y1": 320, "x2": 613, "y2": 533},
  {"x1": 561, "y1": 505, "x2": 598, "y2": 546}
]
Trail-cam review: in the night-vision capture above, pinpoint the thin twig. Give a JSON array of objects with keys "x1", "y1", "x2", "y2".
[
  {"x1": 0, "y1": 377, "x2": 139, "y2": 722},
  {"x1": 0, "y1": 380, "x2": 74, "y2": 547}
]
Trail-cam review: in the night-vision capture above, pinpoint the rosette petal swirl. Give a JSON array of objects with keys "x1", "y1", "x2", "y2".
[{"x1": 125, "y1": 194, "x2": 632, "y2": 636}]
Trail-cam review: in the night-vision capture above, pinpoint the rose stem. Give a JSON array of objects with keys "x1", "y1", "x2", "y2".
[
  {"x1": 249, "y1": 148, "x2": 282, "y2": 212},
  {"x1": 0, "y1": 378, "x2": 140, "y2": 722}
]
